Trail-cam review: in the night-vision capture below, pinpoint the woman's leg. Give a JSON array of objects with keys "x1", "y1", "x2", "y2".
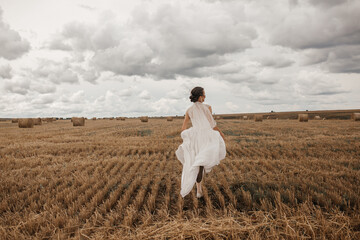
[
  {"x1": 196, "y1": 166, "x2": 204, "y2": 198},
  {"x1": 196, "y1": 166, "x2": 204, "y2": 183}
]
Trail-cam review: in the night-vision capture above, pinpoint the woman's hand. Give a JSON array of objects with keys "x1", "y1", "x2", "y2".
[
  {"x1": 213, "y1": 126, "x2": 225, "y2": 141},
  {"x1": 220, "y1": 132, "x2": 226, "y2": 141}
]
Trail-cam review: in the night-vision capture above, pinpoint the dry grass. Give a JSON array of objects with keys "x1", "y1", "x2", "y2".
[{"x1": 0, "y1": 118, "x2": 359, "y2": 239}]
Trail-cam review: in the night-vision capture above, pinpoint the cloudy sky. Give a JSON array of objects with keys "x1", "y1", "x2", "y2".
[{"x1": 0, "y1": 0, "x2": 359, "y2": 118}]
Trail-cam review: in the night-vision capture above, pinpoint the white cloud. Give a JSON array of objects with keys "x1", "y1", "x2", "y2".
[
  {"x1": 31, "y1": 58, "x2": 79, "y2": 84},
  {"x1": 48, "y1": 1, "x2": 257, "y2": 79},
  {"x1": 225, "y1": 101, "x2": 239, "y2": 112},
  {"x1": 0, "y1": 0, "x2": 359, "y2": 118},
  {"x1": 139, "y1": 90, "x2": 151, "y2": 100},
  {"x1": 4, "y1": 77, "x2": 30, "y2": 95},
  {"x1": 0, "y1": 7, "x2": 30, "y2": 60},
  {"x1": 0, "y1": 63, "x2": 12, "y2": 78}
]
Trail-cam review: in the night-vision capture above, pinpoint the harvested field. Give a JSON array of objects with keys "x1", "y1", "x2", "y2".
[{"x1": 0, "y1": 119, "x2": 359, "y2": 239}]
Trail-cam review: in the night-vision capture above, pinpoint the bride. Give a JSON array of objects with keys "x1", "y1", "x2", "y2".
[{"x1": 175, "y1": 86, "x2": 226, "y2": 198}]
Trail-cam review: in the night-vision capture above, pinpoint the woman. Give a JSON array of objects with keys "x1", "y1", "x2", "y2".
[{"x1": 175, "y1": 86, "x2": 226, "y2": 198}]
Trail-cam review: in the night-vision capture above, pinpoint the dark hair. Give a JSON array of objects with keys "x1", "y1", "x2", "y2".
[{"x1": 189, "y1": 86, "x2": 204, "y2": 102}]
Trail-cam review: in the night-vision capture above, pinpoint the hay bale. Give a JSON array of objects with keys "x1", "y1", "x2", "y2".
[
  {"x1": 11, "y1": 119, "x2": 18, "y2": 123},
  {"x1": 353, "y1": 113, "x2": 360, "y2": 121},
  {"x1": 33, "y1": 118, "x2": 42, "y2": 125},
  {"x1": 243, "y1": 116, "x2": 248, "y2": 120},
  {"x1": 18, "y1": 118, "x2": 34, "y2": 128},
  {"x1": 45, "y1": 118, "x2": 53, "y2": 123},
  {"x1": 254, "y1": 115, "x2": 263, "y2": 122},
  {"x1": 120, "y1": 117, "x2": 126, "y2": 121},
  {"x1": 314, "y1": 116, "x2": 321, "y2": 120},
  {"x1": 215, "y1": 115, "x2": 221, "y2": 120},
  {"x1": 92, "y1": 117, "x2": 96, "y2": 120},
  {"x1": 140, "y1": 116, "x2": 148, "y2": 122},
  {"x1": 298, "y1": 114, "x2": 308, "y2": 122},
  {"x1": 167, "y1": 117, "x2": 173, "y2": 121},
  {"x1": 72, "y1": 117, "x2": 85, "y2": 126}
]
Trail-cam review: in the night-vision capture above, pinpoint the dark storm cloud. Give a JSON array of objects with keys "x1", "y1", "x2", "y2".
[
  {"x1": 326, "y1": 45, "x2": 360, "y2": 73},
  {"x1": 302, "y1": 45, "x2": 360, "y2": 73},
  {"x1": 308, "y1": 90, "x2": 349, "y2": 96},
  {"x1": 258, "y1": 57, "x2": 294, "y2": 68},
  {"x1": 269, "y1": 0, "x2": 360, "y2": 74},
  {"x1": 271, "y1": 1, "x2": 360, "y2": 49},
  {"x1": 308, "y1": 0, "x2": 344, "y2": 8}
]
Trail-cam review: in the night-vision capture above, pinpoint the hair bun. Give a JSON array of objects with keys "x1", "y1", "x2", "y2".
[{"x1": 189, "y1": 86, "x2": 204, "y2": 103}]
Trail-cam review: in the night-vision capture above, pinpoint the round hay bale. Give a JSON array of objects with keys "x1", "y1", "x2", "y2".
[
  {"x1": 92, "y1": 117, "x2": 96, "y2": 120},
  {"x1": 243, "y1": 116, "x2": 248, "y2": 120},
  {"x1": 45, "y1": 118, "x2": 53, "y2": 123},
  {"x1": 314, "y1": 116, "x2": 321, "y2": 120},
  {"x1": 18, "y1": 118, "x2": 34, "y2": 128},
  {"x1": 167, "y1": 117, "x2": 173, "y2": 121},
  {"x1": 110, "y1": 117, "x2": 114, "y2": 120},
  {"x1": 254, "y1": 115, "x2": 263, "y2": 122},
  {"x1": 120, "y1": 117, "x2": 126, "y2": 121},
  {"x1": 140, "y1": 116, "x2": 148, "y2": 122},
  {"x1": 72, "y1": 117, "x2": 85, "y2": 126},
  {"x1": 298, "y1": 114, "x2": 308, "y2": 122},
  {"x1": 215, "y1": 115, "x2": 221, "y2": 120},
  {"x1": 11, "y1": 118, "x2": 18, "y2": 123},
  {"x1": 33, "y1": 118, "x2": 42, "y2": 125},
  {"x1": 353, "y1": 113, "x2": 360, "y2": 121}
]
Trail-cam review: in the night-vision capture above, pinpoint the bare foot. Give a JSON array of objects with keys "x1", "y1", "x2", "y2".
[{"x1": 196, "y1": 183, "x2": 203, "y2": 198}]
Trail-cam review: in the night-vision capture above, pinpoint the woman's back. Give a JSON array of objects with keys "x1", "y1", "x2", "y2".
[{"x1": 187, "y1": 102, "x2": 216, "y2": 130}]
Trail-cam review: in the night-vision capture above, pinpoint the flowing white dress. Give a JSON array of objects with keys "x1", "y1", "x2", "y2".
[{"x1": 175, "y1": 102, "x2": 226, "y2": 197}]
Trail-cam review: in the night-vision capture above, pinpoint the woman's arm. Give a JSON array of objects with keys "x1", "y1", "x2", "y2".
[
  {"x1": 181, "y1": 112, "x2": 190, "y2": 132},
  {"x1": 213, "y1": 126, "x2": 225, "y2": 140}
]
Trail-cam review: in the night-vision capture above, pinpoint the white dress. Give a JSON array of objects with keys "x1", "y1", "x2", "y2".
[{"x1": 175, "y1": 102, "x2": 226, "y2": 197}]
